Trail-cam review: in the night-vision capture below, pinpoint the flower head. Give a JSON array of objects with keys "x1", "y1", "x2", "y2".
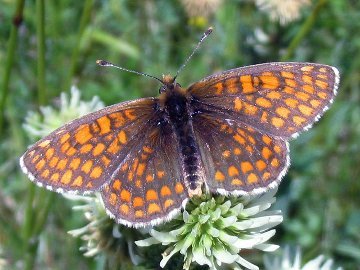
[{"x1": 136, "y1": 188, "x2": 282, "y2": 270}]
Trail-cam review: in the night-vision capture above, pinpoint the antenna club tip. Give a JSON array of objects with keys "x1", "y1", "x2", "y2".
[
  {"x1": 96, "y1": 59, "x2": 108, "y2": 66},
  {"x1": 206, "y1": 27, "x2": 213, "y2": 35}
]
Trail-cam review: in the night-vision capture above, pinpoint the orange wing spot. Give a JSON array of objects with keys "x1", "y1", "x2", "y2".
[
  {"x1": 104, "y1": 134, "x2": 114, "y2": 142},
  {"x1": 60, "y1": 133, "x2": 70, "y2": 144},
  {"x1": 140, "y1": 154, "x2": 148, "y2": 160},
  {"x1": 39, "y1": 140, "x2": 51, "y2": 148},
  {"x1": 317, "y1": 92, "x2": 328, "y2": 99},
  {"x1": 260, "y1": 111, "x2": 268, "y2": 123},
  {"x1": 256, "y1": 160, "x2": 267, "y2": 171},
  {"x1": 234, "y1": 97, "x2": 242, "y2": 111},
  {"x1": 135, "y1": 180, "x2": 142, "y2": 188},
  {"x1": 296, "y1": 91, "x2": 310, "y2": 101},
  {"x1": 146, "y1": 174, "x2": 154, "y2": 182},
  {"x1": 233, "y1": 148, "x2": 242, "y2": 155},
  {"x1": 90, "y1": 166, "x2": 102, "y2": 179},
  {"x1": 246, "y1": 145, "x2": 254, "y2": 154},
  {"x1": 60, "y1": 170, "x2": 73, "y2": 184},
  {"x1": 303, "y1": 84, "x2": 315, "y2": 94},
  {"x1": 301, "y1": 66, "x2": 314, "y2": 72},
  {"x1": 109, "y1": 193, "x2": 117, "y2": 205},
  {"x1": 222, "y1": 150, "x2": 231, "y2": 158},
  {"x1": 256, "y1": 97, "x2": 272, "y2": 108},
  {"x1": 121, "y1": 162, "x2": 128, "y2": 172},
  {"x1": 96, "y1": 116, "x2": 111, "y2": 135},
  {"x1": 133, "y1": 197, "x2": 144, "y2": 207},
  {"x1": 161, "y1": 186, "x2": 172, "y2": 197},
  {"x1": 263, "y1": 172, "x2": 271, "y2": 181},
  {"x1": 271, "y1": 158, "x2": 279, "y2": 167},
  {"x1": 31, "y1": 154, "x2": 40, "y2": 163},
  {"x1": 108, "y1": 138, "x2": 120, "y2": 154},
  {"x1": 243, "y1": 103, "x2": 258, "y2": 115},
  {"x1": 61, "y1": 142, "x2": 70, "y2": 153},
  {"x1": 233, "y1": 134, "x2": 246, "y2": 145},
  {"x1": 272, "y1": 117, "x2": 285, "y2": 128},
  {"x1": 45, "y1": 148, "x2": 55, "y2": 160},
  {"x1": 148, "y1": 203, "x2": 161, "y2": 215},
  {"x1": 127, "y1": 170, "x2": 134, "y2": 181},
  {"x1": 262, "y1": 147, "x2": 272, "y2": 159},
  {"x1": 49, "y1": 156, "x2": 59, "y2": 168},
  {"x1": 317, "y1": 74, "x2": 327, "y2": 79},
  {"x1": 118, "y1": 130, "x2": 127, "y2": 144},
  {"x1": 285, "y1": 98, "x2": 299, "y2": 108},
  {"x1": 109, "y1": 112, "x2": 126, "y2": 128},
  {"x1": 71, "y1": 176, "x2": 83, "y2": 187},
  {"x1": 262, "y1": 135, "x2": 272, "y2": 145},
  {"x1": 164, "y1": 199, "x2": 174, "y2": 209},
  {"x1": 35, "y1": 159, "x2": 46, "y2": 170},
  {"x1": 215, "y1": 170, "x2": 225, "y2": 182},
  {"x1": 241, "y1": 161, "x2": 254, "y2": 174},
  {"x1": 113, "y1": 179, "x2": 122, "y2": 190},
  {"x1": 157, "y1": 170, "x2": 165, "y2": 179},
  {"x1": 284, "y1": 86, "x2": 295, "y2": 95},
  {"x1": 41, "y1": 169, "x2": 50, "y2": 178},
  {"x1": 66, "y1": 147, "x2": 77, "y2": 156},
  {"x1": 260, "y1": 73, "x2": 280, "y2": 89},
  {"x1": 285, "y1": 79, "x2": 297, "y2": 88},
  {"x1": 146, "y1": 189, "x2": 159, "y2": 201},
  {"x1": 302, "y1": 75, "x2": 313, "y2": 84},
  {"x1": 119, "y1": 204, "x2": 130, "y2": 215},
  {"x1": 143, "y1": 146, "x2": 153, "y2": 153},
  {"x1": 211, "y1": 83, "x2": 223, "y2": 95},
  {"x1": 247, "y1": 173, "x2": 258, "y2": 184},
  {"x1": 175, "y1": 182, "x2": 184, "y2": 194},
  {"x1": 56, "y1": 159, "x2": 68, "y2": 170},
  {"x1": 253, "y1": 76, "x2": 260, "y2": 87},
  {"x1": 228, "y1": 166, "x2": 239, "y2": 177},
  {"x1": 293, "y1": 116, "x2": 306, "y2": 126},
  {"x1": 298, "y1": 104, "x2": 314, "y2": 116},
  {"x1": 240, "y1": 75, "x2": 255, "y2": 93},
  {"x1": 231, "y1": 178, "x2": 243, "y2": 186},
  {"x1": 93, "y1": 143, "x2": 105, "y2": 156},
  {"x1": 281, "y1": 71, "x2": 294, "y2": 79},
  {"x1": 69, "y1": 158, "x2": 81, "y2": 170},
  {"x1": 225, "y1": 78, "x2": 239, "y2": 94},
  {"x1": 247, "y1": 134, "x2": 255, "y2": 144},
  {"x1": 124, "y1": 109, "x2": 136, "y2": 120},
  {"x1": 319, "y1": 67, "x2": 327, "y2": 73},
  {"x1": 50, "y1": 173, "x2": 59, "y2": 182},
  {"x1": 136, "y1": 163, "x2": 146, "y2": 176},
  {"x1": 81, "y1": 160, "x2": 93, "y2": 174},
  {"x1": 274, "y1": 145, "x2": 282, "y2": 153},
  {"x1": 310, "y1": 99, "x2": 321, "y2": 108},
  {"x1": 276, "y1": 107, "x2": 291, "y2": 118},
  {"x1": 135, "y1": 210, "x2": 144, "y2": 218},
  {"x1": 101, "y1": 156, "x2": 111, "y2": 166},
  {"x1": 120, "y1": 189, "x2": 131, "y2": 202},
  {"x1": 266, "y1": 91, "x2": 281, "y2": 99},
  {"x1": 75, "y1": 125, "x2": 92, "y2": 144},
  {"x1": 80, "y1": 144, "x2": 93, "y2": 154}
]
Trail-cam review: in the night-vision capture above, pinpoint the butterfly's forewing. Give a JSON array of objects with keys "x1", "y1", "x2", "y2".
[
  {"x1": 20, "y1": 98, "x2": 158, "y2": 193},
  {"x1": 188, "y1": 63, "x2": 339, "y2": 139},
  {"x1": 193, "y1": 112, "x2": 289, "y2": 195},
  {"x1": 101, "y1": 126, "x2": 188, "y2": 227}
]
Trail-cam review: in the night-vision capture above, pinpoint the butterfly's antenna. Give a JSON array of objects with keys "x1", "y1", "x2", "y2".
[
  {"x1": 173, "y1": 27, "x2": 213, "y2": 81},
  {"x1": 96, "y1": 60, "x2": 164, "y2": 84}
]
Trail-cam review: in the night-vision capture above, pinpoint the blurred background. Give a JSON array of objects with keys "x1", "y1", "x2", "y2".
[{"x1": 0, "y1": 0, "x2": 359, "y2": 269}]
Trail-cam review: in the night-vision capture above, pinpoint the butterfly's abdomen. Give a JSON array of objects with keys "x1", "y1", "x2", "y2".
[{"x1": 164, "y1": 91, "x2": 203, "y2": 196}]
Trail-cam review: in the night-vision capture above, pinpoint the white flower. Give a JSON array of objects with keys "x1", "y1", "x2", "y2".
[{"x1": 136, "y1": 188, "x2": 283, "y2": 270}]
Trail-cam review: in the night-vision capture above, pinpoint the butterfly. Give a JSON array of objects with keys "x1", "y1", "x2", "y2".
[{"x1": 20, "y1": 30, "x2": 339, "y2": 228}]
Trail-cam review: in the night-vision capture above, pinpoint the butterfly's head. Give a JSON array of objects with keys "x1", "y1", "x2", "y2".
[{"x1": 159, "y1": 74, "x2": 181, "y2": 94}]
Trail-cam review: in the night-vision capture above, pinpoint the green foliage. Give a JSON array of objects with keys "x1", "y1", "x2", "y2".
[{"x1": 0, "y1": 0, "x2": 359, "y2": 269}]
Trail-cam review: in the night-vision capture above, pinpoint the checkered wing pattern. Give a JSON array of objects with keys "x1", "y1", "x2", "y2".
[
  {"x1": 194, "y1": 112, "x2": 289, "y2": 194},
  {"x1": 20, "y1": 98, "x2": 158, "y2": 193},
  {"x1": 101, "y1": 127, "x2": 188, "y2": 227},
  {"x1": 188, "y1": 63, "x2": 339, "y2": 139}
]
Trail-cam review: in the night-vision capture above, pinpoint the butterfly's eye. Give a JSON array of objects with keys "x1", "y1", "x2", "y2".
[{"x1": 159, "y1": 85, "x2": 167, "y2": 94}]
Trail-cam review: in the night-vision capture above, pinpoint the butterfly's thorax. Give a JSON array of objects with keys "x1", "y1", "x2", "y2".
[{"x1": 159, "y1": 82, "x2": 203, "y2": 197}]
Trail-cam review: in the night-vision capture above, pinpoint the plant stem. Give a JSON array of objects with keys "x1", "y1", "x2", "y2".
[
  {"x1": 0, "y1": 0, "x2": 25, "y2": 134},
  {"x1": 37, "y1": 0, "x2": 46, "y2": 105},
  {"x1": 281, "y1": 0, "x2": 328, "y2": 61}
]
